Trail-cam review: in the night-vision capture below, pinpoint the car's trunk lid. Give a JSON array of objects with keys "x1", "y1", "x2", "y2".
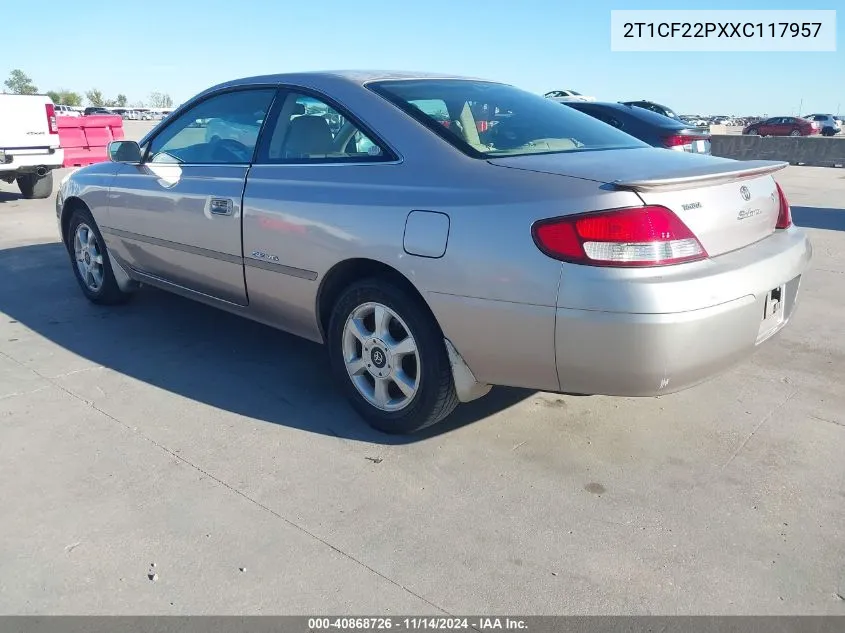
[{"x1": 489, "y1": 148, "x2": 787, "y2": 257}]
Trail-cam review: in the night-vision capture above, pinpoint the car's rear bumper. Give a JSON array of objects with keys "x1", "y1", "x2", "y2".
[
  {"x1": 0, "y1": 147, "x2": 63, "y2": 174},
  {"x1": 554, "y1": 226, "x2": 812, "y2": 396}
]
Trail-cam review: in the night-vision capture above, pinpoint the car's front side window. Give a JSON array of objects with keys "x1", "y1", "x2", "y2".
[{"x1": 146, "y1": 88, "x2": 276, "y2": 165}]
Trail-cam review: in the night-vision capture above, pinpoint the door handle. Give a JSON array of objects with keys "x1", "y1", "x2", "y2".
[{"x1": 209, "y1": 198, "x2": 234, "y2": 216}]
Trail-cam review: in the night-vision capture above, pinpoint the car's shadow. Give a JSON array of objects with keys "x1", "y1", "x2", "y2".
[
  {"x1": 0, "y1": 191, "x2": 23, "y2": 203},
  {"x1": 0, "y1": 242, "x2": 533, "y2": 444},
  {"x1": 792, "y1": 206, "x2": 845, "y2": 232}
]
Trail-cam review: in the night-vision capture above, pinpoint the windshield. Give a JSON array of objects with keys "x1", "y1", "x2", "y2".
[{"x1": 369, "y1": 79, "x2": 646, "y2": 158}]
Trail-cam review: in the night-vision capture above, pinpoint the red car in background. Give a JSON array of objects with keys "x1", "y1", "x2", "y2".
[{"x1": 743, "y1": 116, "x2": 820, "y2": 137}]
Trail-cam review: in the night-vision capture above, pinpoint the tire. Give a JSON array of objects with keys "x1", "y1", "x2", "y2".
[
  {"x1": 327, "y1": 277, "x2": 458, "y2": 434},
  {"x1": 66, "y1": 206, "x2": 133, "y2": 305},
  {"x1": 16, "y1": 171, "x2": 53, "y2": 199},
  {"x1": 822, "y1": 127, "x2": 834, "y2": 137},
  {"x1": 790, "y1": 129, "x2": 801, "y2": 137}
]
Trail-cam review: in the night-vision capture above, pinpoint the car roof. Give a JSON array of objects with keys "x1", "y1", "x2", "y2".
[
  {"x1": 571, "y1": 101, "x2": 642, "y2": 112},
  {"x1": 208, "y1": 70, "x2": 494, "y2": 92}
]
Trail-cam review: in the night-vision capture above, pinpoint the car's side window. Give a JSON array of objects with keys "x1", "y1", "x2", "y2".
[
  {"x1": 146, "y1": 88, "x2": 276, "y2": 165},
  {"x1": 259, "y1": 91, "x2": 392, "y2": 164}
]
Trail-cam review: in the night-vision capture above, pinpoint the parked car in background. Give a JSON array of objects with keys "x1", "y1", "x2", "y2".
[
  {"x1": 620, "y1": 100, "x2": 680, "y2": 120},
  {"x1": 55, "y1": 104, "x2": 81, "y2": 117},
  {"x1": 56, "y1": 71, "x2": 810, "y2": 434},
  {"x1": 681, "y1": 116, "x2": 711, "y2": 127},
  {"x1": 802, "y1": 114, "x2": 841, "y2": 136},
  {"x1": 83, "y1": 107, "x2": 114, "y2": 116},
  {"x1": 204, "y1": 113, "x2": 264, "y2": 147},
  {"x1": 545, "y1": 89, "x2": 596, "y2": 102},
  {"x1": 112, "y1": 108, "x2": 139, "y2": 120},
  {"x1": 0, "y1": 94, "x2": 64, "y2": 198},
  {"x1": 743, "y1": 117, "x2": 820, "y2": 137},
  {"x1": 563, "y1": 101, "x2": 711, "y2": 153}
]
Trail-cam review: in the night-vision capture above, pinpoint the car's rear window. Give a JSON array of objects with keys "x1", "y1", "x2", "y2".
[{"x1": 368, "y1": 79, "x2": 646, "y2": 158}]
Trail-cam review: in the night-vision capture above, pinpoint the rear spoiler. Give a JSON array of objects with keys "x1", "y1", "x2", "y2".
[{"x1": 611, "y1": 160, "x2": 788, "y2": 192}]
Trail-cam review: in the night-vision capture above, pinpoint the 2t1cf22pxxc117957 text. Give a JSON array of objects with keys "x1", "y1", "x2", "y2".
[
  {"x1": 610, "y1": 10, "x2": 836, "y2": 51},
  {"x1": 623, "y1": 22, "x2": 823, "y2": 39}
]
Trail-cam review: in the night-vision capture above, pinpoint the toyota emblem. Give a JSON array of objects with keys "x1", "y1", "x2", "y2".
[{"x1": 740, "y1": 186, "x2": 751, "y2": 201}]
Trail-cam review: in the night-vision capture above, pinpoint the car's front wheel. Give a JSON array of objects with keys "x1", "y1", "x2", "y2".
[
  {"x1": 327, "y1": 278, "x2": 458, "y2": 434},
  {"x1": 66, "y1": 207, "x2": 134, "y2": 305}
]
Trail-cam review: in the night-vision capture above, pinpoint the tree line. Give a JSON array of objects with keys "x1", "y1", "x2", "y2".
[{"x1": 3, "y1": 69, "x2": 173, "y2": 109}]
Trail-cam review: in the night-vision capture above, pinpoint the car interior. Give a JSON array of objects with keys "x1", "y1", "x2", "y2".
[
  {"x1": 369, "y1": 80, "x2": 647, "y2": 156},
  {"x1": 264, "y1": 94, "x2": 383, "y2": 161},
  {"x1": 408, "y1": 96, "x2": 580, "y2": 154},
  {"x1": 146, "y1": 91, "x2": 385, "y2": 165}
]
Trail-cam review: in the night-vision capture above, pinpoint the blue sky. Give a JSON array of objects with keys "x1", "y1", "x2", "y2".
[{"x1": 4, "y1": 0, "x2": 842, "y2": 115}]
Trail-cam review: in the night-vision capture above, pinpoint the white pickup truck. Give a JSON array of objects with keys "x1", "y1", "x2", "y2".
[{"x1": 0, "y1": 94, "x2": 64, "y2": 198}]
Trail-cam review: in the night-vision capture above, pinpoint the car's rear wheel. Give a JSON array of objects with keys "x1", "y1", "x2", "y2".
[
  {"x1": 16, "y1": 171, "x2": 53, "y2": 199},
  {"x1": 790, "y1": 129, "x2": 801, "y2": 136},
  {"x1": 66, "y1": 207, "x2": 133, "y2": 305},
  {"x1": 327, "y1": 278, "x2": 458, "y2": 434}
]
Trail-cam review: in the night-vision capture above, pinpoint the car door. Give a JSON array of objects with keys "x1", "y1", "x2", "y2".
[
  {"x1": 239, "y1": 88, "x2": 400, "y2": 340},
  {"x1": 776, "y1": 117, "x2": 794, "y2": 135},
  {"x1": 757, "y1": 118, "x2": 774, "y2": 135},
  {"x1": 104, "y1": 87, "x2": 277, "y2": 305}
]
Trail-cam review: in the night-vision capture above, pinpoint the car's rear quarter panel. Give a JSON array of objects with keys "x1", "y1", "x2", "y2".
[{"x1": 242, "y1": 157, "x2": 642, "y2": 392}]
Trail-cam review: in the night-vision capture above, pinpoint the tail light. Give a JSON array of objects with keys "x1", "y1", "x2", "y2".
[
  {"x1": 45, "y1": 103, "x2": 58, "y2": 135},
  {"x1": 662, "y1": 134, "x2": 709, "y2": 150},
  {"x1": 532, "y1": 206, "x2": 707, "y2": 267},
  {"x1": 775, "y1": 182, "x2": 792, "y2": 229}
]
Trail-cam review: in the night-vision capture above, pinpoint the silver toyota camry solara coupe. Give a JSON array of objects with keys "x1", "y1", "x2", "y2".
[{"x1": 56, "y1": 71, "x2": 812, "y2": 434}]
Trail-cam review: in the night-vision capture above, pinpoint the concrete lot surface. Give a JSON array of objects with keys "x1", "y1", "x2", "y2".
[{"x1": 0, "y1": 165, "x2": 843, "y2": 615}]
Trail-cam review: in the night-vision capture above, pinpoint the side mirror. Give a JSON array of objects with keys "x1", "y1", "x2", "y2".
[{"x1": 108, "y1": 140, "x2": 142, "y2": 163}]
